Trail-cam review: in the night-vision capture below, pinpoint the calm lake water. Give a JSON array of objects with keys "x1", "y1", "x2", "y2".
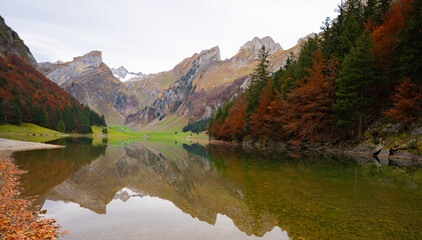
[{"x1": 13, "y1": 138, "x2": 422, "y2": 240}]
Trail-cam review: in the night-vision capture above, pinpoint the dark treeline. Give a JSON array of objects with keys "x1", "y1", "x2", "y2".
[
  {"x1": 0, "y1": 94, "x2": 106, "y2": 134},
  {"x1": 0, "y1": 54, "x2": 106, "y2": 133},
  {"x1": 182, "y1": 118, "x2": 209, "y2": 133},
  {"x1": 208, "y1": 0, "x2": 421, "y2": 143},
  {"x1": 50, "y1": 100, "x2": 107, "y2": 133}
]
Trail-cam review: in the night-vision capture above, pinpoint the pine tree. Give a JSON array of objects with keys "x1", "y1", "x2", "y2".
[
  {"x1": 62, "y1": 106, "x2": 75, "y2": 132},
  {"x1": 333, "y1": 30, "x2": 376, "y2": 138},
  {"x1": 38, "y1": 106, "x2": 50, "y2": 128},
  {"x1": 395, "y1": 0, "x2": 422, "y2": 82},
  {"x1": 321, "y1": 0, "x2": 364, "y2": 60},
  {"x1": 77, "y1": 110, "x2": 92, "y2": 133},
  {"x1": 56, "y1": 119, "x2": 66, "y2": 133},
  {"x1": 100, "y1": 115, "x2": 107, "y2": 127},
  {"x1": 293, "y1": 35, "x2": 319, "y2": 81},
  {"x1": 9, "y1": 100, "x2": 22, "y2": 125},
  {"x1": 0, "y1": 104, "x2": 6, "y2": 125},
  {"x1": 274, "y1": 52, "x2": 296, "y2": 95},
  {"x1": 378, "y1": 0, "x2": 393, "y2": 23},
  {"x1": 245, "y1": 45, "x2": 271, "y2": 121},
  {"x1": 364, "y1": 0, "x2": 378, "y2": 21},
  {"x1": 31, "y1": 105, "x2": 50, "y2": 128},
  {"x1": 364, "y1": 0, "x2": 392, "y2": 25},
  {"x1": 338, "y1": 0, "x2": 364, "y2": 59},
  {"x1": 207, "y1": 113, "x2": 215, "y2": 138}
]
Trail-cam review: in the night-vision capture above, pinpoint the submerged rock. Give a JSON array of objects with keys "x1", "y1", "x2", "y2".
[
  {"x1": 347, "y1": 145, "x2": 374, "y2": 156},
  {"x1": 378, "y1": 149, "x2": 391, "y2": 158},
  {"x1": 372, "y1": 145, "x2": 384, "y2": 156}
]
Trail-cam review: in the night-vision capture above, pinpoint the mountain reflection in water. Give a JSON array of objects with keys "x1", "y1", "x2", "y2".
[{"x1": 13, "y1": 139, "x2": 422, "y2": 240}]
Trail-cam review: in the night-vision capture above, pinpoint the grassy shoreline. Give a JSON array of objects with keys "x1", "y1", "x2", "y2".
[{"x1": 0, "y1": 123, "x2": 209, "y2": 143}]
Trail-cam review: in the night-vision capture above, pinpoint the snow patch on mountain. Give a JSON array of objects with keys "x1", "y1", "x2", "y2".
[{"x1": 111, "y1": 66, "x2": 145, "y2": 82}]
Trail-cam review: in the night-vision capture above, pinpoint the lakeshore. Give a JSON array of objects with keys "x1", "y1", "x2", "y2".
[{"x1": 0, "y1": 138, "x2": 64, "y2": 157}]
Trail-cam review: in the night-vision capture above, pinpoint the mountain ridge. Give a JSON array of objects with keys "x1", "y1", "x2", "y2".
[
  {"x1": 38, "y1": 35, "x2": 304, "y2": 127},
  {"x1": 0, "y1": 16, "x2": 37, "y2": 68}
]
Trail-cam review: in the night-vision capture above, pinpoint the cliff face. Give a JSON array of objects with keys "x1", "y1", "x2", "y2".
[
  {"x1": 38, "y1": 51, "x2": 125, "y2": 124},
  {"x1": 39, "y1": 51, "x2": 103, "y2": 86},
  {"x1": 0, "y1": 16, "x2": 37, "y2": 68},
  {"x1": 125, "y1": 46, "x2": 221, "y2": 124}
]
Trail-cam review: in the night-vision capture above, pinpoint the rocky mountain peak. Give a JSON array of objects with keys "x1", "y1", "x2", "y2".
[
  {"x1": 239, "y1": 36, "x2": 283, "y2": 56},
  {"x1": 196, "y1": 46, "x2": 221, "y2": 69},
  {"x1": 72, "y1": 50, "x2": 102, "y2": 68},
  {"x1": 111, "y1": 66, "x2": 129, "y2": 78},
  {"x1": 0, "y1": 16, "x2": 37, "y2": 68},
  {"x1": 117, "y1": 66, "x2": 127, "y2": 72},
  {"x1": 297, "y1": 33, "x2": 317, "y2": 45},
  {"x1": 39, "y1": 51, "x2": 105, "y2": 86}
]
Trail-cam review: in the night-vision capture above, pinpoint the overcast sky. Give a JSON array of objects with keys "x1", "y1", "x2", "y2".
[{"x1": 0, "y1": 0, "x2": 340, "y2": 74}]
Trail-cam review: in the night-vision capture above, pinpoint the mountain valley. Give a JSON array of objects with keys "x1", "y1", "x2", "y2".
[{"x1": 38, "y1": 36, "x2": 303, "y2": 128}]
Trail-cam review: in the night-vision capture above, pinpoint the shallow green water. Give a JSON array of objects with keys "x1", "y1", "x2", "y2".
[{"x1": 13, "y1": 139, "x2": 422, "y2": 239}]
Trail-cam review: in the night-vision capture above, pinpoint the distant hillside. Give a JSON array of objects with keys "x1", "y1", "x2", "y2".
[{"x1": 0, "y1": 16, "x2": 105, "y2": 133}]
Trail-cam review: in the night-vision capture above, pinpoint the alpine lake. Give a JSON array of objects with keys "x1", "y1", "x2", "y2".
[{"x1": 12, "y1": 138, "x2": 422, "y2": 240}]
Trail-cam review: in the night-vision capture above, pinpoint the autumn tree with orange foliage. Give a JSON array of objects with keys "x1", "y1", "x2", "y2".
[
  {"x1": 281, "y1": 50, "x2": 338, "y2": 143},
  {"x1": 370, "y1": 0, "x2": 413, "y2": 104},
  {"x1": 210, "y1": 118, "x2": 223, "y2": 140},
  {"x1": 0, "y1": 158, "x2": 66, "y2": 239},
  {"x1": 222, "y1": 94, "x2": 248, "y2": 140},
  {"x1": 384, "y1": 78, "x2": 422, "y2": 123},
  {"x1": 249, "y1": 81, "x2": 276, "y2": 139},
  {"x1": 371, "y1": 0, "x2": 411, "y2": 68}
]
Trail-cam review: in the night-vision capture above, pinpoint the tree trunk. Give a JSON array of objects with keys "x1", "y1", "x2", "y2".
[{"x1": 358, "y1": 115, "x2": 362, "y2": 139}]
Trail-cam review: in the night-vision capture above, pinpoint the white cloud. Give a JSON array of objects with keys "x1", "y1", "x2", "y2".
[{"x1": 0, "y1": 0, "x2": 340, "y2": 74}]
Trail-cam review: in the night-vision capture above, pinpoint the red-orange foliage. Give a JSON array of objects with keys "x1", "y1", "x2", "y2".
[
  {"x1": 249, "y1": 81, "x2": 276, "y2": 139},
  {"x1": 384, "y1": 77, "x2": 422, "y2": 122},
  {"x1": 0, "y1": 158, "x2": 66, "y2": 239},
  {"x1": 211, "y1": 118, "x2": 223, "y2": 140},
  {"x1": 371, "y1": 0, "x2": 413, "y2": 67},
  {"x1": 212, "y1": 51, "x2": 339, "y2": 143},
  {"x1": 280, "y1": 50, "x2": 337, "y2": 143},
  {"x1": 0, "y1": 54, "x2": 79, "y2": 126},
  {"x1": 266, "y1": 97, "x2": 286, "y2": 140},
  {"x1": 221, "y1": 94, "x2": 248, "y2": 140}
]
